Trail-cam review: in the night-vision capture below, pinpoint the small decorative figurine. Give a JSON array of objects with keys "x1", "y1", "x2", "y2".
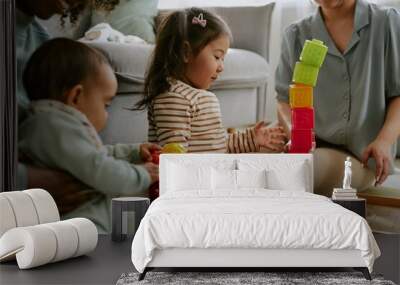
[
  {"x1": 343, "y1": 156, "x2": 352, "y2": 189},
  {"x1": 332, "y1": 156, "x2": 357, "y2": 200}
]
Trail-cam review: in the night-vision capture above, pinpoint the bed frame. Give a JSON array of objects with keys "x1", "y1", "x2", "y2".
[
  {"x1": 139, "y1": 154, "x2": 371, "y2": 280},
  {"x1": 140, "y1": 248, "x2": 370, "y2": 280}
]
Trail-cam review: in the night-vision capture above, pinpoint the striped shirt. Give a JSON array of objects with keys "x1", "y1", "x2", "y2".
[{"x1": 148, "y1": 79, "x2": 259, "y2": 153}]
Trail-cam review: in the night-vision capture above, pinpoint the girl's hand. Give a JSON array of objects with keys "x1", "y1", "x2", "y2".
[
  {"x1": 139, "y1": 143, "x2": 162, "y2": 162},
  {"x1": 361, "y1": 138, "x2": 392, "y2": 185},
  {"x1": 254, "y1": 121, "x2": 287, "y2": 152}
]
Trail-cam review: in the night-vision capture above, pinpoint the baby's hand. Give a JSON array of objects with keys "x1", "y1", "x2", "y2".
[
  {"x1": 140, "y1": 143, "x2": 162, "y2": 162},
  {"x1": 143, "y1": 162, "x2": 159, "y2": 184},
  {"x1": 254, "y1": 121, "x2": 287, "y2": 152}
]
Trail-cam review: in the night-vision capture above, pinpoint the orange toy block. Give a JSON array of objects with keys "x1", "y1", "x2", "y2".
[{"x1": 289, "y1": 84, "x2": 313, "y2": 108}]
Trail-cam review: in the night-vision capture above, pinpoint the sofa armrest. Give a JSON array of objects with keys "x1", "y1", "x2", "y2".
[{"x1": 157, "y1": 3, "x2": 275, "y2": 61}]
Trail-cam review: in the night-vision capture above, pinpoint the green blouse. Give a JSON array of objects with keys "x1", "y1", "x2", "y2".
[{"x1": 275, "y1": 0, "x2": 400, "y2": 173}]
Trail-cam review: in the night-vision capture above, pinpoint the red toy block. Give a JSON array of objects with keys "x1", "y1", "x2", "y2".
[
  {"x1": 290, "y1": 129, "x2": 313, "y2": 153},
  {"x1": 292, "y1": 108, "x2": 314, "y2": 129}
]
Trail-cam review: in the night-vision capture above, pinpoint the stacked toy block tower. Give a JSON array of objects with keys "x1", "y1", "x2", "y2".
[{"x1": 289, "y1": 39, "x2": 328, "y2": 153}]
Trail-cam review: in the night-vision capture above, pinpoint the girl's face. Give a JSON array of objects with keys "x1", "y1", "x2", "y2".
[
  {"x1": 184, "y1": 35, "x2": 230, "y2": 90},
  {"x1": 75, "y1": 63, "x2": 117, "y2": 132}
]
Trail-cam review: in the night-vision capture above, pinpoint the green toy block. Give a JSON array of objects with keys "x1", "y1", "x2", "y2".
[
  {"x1": 292, "y1": 61, "x2": 319, "y2": 86},
  {"x1": 300, "y1": 39, "x2": 328, "y2": 67}
]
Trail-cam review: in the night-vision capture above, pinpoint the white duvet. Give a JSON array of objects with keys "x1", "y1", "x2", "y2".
[{"x1": 131, "y1": 190, "x2": 380, "y2": 272}]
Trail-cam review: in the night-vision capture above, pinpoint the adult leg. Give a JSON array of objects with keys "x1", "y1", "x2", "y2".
[{"x1": 313, "y1": 148, "x2": 375, "y2": 197}]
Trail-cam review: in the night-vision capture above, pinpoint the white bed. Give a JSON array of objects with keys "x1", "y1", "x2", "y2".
[{"x1": 131, "y1": 154, "x2": 380, "y2": 280}]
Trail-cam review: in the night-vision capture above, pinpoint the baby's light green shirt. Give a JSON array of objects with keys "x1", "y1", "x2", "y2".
[{"x1": 18, "y1": 100, "x2": 151, "y2": 233}]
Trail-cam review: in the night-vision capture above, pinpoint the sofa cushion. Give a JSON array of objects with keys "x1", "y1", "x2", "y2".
[
  {"x1": 88, "y1": 42, "x2": 269, "y2": 92},
  {"x1": 91, "y1": 0, "x2": 158, "y2": 43}
]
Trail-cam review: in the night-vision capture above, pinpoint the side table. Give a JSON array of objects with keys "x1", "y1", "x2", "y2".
[
  {"x1": 112, "y1": 197, "x2": 150, "y2": 242},
  {"x1": 332, "y1": 198, "x2": 366, "y2": 218}
]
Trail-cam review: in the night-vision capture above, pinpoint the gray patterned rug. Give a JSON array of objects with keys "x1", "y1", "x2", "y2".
[{"x1": 116, "y1": 271, "x2": 395, "y2": 285}]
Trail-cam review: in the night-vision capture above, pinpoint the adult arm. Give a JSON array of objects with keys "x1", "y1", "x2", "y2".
[
  {"x1": 25, "y1": 164, "x2": 94, "y2": 215},
  {"x1": 362, "y1": 97, "x2": 400, "y2": 185},
  {"x1": 275, "y1": 25, "x2": 300, "y2": 141},
  {"x1": 18, "y1": 158, "x2": 93, "y2": 215},
  {"x1": 361, "y1": 9, "x2": 400, "y2": 185},
  {"x1": 277, "y1": 101, "x2": 292, "y2": 140}
]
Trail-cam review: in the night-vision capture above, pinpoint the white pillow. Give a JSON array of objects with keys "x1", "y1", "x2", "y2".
[
  {"x1": 212, "y1": 169, "x2": 237, "y2": 190},
  {"x1": 266, "y1": 162, "x2": 308, "y2": 191},
  {"x1": 236, "y1": 169, "x2": 267, "y2": 188},
  {"x1": 237, "y1": 159, "x2": 310, "y2": 192},
  {"x1": 167, "y1": 162, "x2": 212, "y2": 191}
]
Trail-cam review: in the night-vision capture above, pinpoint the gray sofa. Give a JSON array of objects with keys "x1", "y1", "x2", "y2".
[{"x1": 40, "y1": 4, "x2": 275, "y2": 145}]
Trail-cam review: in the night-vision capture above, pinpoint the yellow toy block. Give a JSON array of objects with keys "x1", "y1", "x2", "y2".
[{"x1": 289, "y1": 84, "x2": 313, "y2": 108}]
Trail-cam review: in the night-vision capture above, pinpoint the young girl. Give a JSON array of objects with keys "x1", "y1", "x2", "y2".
[{"x1": 136, "y1": 7, "x2": 286, "y2": 153}]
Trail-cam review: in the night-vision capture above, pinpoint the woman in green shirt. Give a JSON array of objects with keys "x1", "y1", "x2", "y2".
[{"x1": 275, "y1": 0, "x2": 400, "y2": 196}]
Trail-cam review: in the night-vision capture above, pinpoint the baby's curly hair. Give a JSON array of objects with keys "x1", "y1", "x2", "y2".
[{"x1": 61, "y1": 0, "x2": 120, "y2": 25}]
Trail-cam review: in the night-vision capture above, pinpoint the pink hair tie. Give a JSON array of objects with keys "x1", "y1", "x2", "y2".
[{"x1": 192, "y1": 13, "x2": 207, "y2": 28}]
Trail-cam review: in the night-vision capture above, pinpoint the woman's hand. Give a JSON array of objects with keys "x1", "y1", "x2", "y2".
[
  {"x1": 254, "y1": 121, "x2": 287, "y2": 152},
  {"x1": 26, "y1": 165, "x2": 94, "y2": 215},
  {"x1": 361, "y1": 138, "x2": 392, "y2": 185},
  {"x1": 139, "y1": 143, "x2": 162, "y2": 162}
]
